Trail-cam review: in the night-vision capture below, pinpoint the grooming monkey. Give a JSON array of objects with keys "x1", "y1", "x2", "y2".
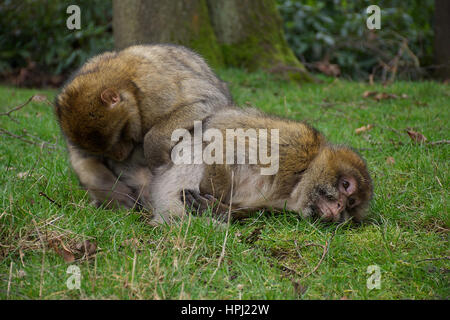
[
  {"x1": 55, "y1": 44, "x2": 232, "y2": 209},
  {"x1": 147, "y1": 107, "x2": 373, "y2": 225}
]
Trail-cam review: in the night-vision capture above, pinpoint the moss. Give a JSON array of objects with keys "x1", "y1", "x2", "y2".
[
  {"x1": 187, "y1": 0, "x2": 224, "y2": 69},
  {"x1": 217, "y1": 0, "x2": 313, "y2": 82}
]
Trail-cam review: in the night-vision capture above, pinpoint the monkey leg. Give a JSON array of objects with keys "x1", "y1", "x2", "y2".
[
  {"x1": 148, "y1": 164, "x2": 205, "y2": 226},
  {"x1": 68, "y1": 144, "x2": 140, "y2": 209}
]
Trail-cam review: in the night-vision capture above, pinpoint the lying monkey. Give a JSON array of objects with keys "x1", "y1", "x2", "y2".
[{"x1": 147, "y1": 107, "x2": 373, "y2": 225}]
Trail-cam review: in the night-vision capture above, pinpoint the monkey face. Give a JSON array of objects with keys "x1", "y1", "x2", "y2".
[
  {"x1": 56, "y1": 86, "x2": 140, "y2": 162},
  {"x1": 314, "y1": 175, "x2": 362, "y2": 222},
  {"x1": 291, "y1": 146, "x2": 373, "y2": 223}
]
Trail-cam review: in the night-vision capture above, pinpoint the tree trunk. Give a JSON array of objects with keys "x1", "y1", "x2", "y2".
[
  {"x1": 113, "y1": 0, "x2": 224, "y2": 68},
  {"x1": 207, "y1": 0, "x2": 312, "y2": 81},
  {"x1": 434, "y1": 0, "x2": 450, "y2": 79}
]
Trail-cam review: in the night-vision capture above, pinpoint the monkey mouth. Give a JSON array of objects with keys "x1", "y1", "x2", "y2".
[{"x1": 314, "y1": 202, "x2": 339, "y2": 222}]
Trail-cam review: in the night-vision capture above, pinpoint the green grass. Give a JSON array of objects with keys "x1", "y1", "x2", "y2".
[{"x1": 0, "y1": 69, "x2": 448, "y2": 299}]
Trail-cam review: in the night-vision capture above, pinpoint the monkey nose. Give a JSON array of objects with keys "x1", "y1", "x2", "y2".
[{"x1": 332, "y1": 200, "x2": 345, "y2": 217}]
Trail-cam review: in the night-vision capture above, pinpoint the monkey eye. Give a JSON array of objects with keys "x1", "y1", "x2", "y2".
[
  {"x1": 348, "y1": 198, "x2": 356, "y2": 207},
  {"x1": 342, "y1": 180, "x2": 350, "y2": 190}
]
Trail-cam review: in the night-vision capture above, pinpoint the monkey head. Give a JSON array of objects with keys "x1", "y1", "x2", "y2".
[
  {"x1": 291, "y1": 145, "x2": 373, "y2": 222},
  {"x1": 55, "y1": 78, "x2": 142, "y2": 162}
]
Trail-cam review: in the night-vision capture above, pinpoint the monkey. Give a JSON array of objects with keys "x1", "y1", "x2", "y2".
[
  {"x1": 146, "y1": 107, "x2": 373, "y2": 225},
  {"x1": 54, "y1": 44, "x2": 233, "y2": 209}
]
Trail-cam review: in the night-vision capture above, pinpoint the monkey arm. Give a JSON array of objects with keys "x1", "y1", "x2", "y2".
[
  {"x1": 143, "y1": 101, "x2": 215, "y2": 170},
  {"x1": 67, "y1": 143, "x2": 140, "y2": 209}
]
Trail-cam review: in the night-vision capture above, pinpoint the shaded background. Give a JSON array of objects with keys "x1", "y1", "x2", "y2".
[{"x1": 0, "y1": 0, "x2": 447, "y2": 88}]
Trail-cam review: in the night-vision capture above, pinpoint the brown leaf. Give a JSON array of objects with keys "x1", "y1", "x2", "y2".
[
  {"x1": 75, "y1": 240, "x2": 97, "y2": 256},
  {"x1": 406, "y1": 130, "x2": 427, "y2": 143},
  {"x1": 374, "y1": 92, "x2": 398, "y2": 101},
  {"x1": 386, "y1": 157, "x2": 395, "y2": 165},
  {"x1": 355, "y1": 124, "x2": 374, "y2": 134},
  {"x1": 362, "y1": 91, "x2": 377, "y2": 98},
  {"x1": 315, "y1": 61, "x2": 341, "y2": 77},
  {"x1": 17, "y1": 270, "x2": 27, "y2": 279},
  {"x1": 61, "y1": 249, "x2": 75, "y2": 263},
  {"x1": 31, "y1": 94, "x2": 47, "y2": 102},
  {"x1": 49, "y1": 239, "x2": 75, "y2": 263},
  {"x1": 362, "y1": 91, "x2": 398, "y2": 101},
  {"x1": 16, "y1": 171, "x2": 30, "y2": 179}
]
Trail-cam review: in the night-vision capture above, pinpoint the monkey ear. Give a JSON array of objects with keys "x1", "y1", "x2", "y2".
[{"x1": 100, "y1": 88, "x2": 121, "y2": 107}]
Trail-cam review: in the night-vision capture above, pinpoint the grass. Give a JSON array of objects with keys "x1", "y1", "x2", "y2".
[{"x1": 0, "y1": 69, "x2": 448, "y2": 299}]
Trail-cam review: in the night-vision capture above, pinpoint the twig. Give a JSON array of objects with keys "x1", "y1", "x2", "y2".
[
  {"x1": 32, "y1": 218, "x2": 46, "y2": 298},
  {"x1": 416, "y1": 256, "x2": 450, "y2": 263},
  {"x1": 429, "y1": 140, "x2": 450, "y2": 146},
  {"x1": 292, "y1": 225, "x2": 341, "y2": 280},
  {"x1": 0, "y1": 128, "x2": 59, "y2": 150},
  {"x1": 39, "y1": 192, "x2": 62, "y2": 208},
  {"x1": 301, "y1": 243, "x2": 328, "y2": 279},
  {"x1": 0, "y1": 96, "x2": 34, "y2": 118},
  {"x1": 131, "y1": 250, "x2": 137, "y2": 290},
  {"x1": 7, "y1": 261, "x2": 13, "y2": 299}
]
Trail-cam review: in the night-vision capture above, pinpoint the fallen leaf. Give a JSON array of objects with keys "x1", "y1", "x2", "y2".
[
  {"x1": 406, "y1": 130, "x2": 427, "y2": 143},
  {"x1": 362, "y1": 91, "x2": 377, "y2": 98},
  {"x1": 386, "y1": 157, "x2": 395, "y2": 165},
  {"x1": 49, "y1": 239, "x2": 75, "y2": 263},
  {"x1": 355, "y1": 124, "x2": 374, "y2": 134},
  {"x1": 17, "y1": 270, "x2": 27, "y2": 278},
  {"x1": 362, "y1": 91, "x2": 399, "y2": 101},
  {"x1": 315, "y1": 61, "x2": 341, "y2": 77},
  {"x1": 31, "y1": 94, "x2": 47, "y2": 102},
  {"x1": 374, "y1": 92, "x2": 398, "y2": 101},
  {"x1": 16, "y1": 172, "x2": 30, "y2": 179},
  {"x1": 75, "y1": 240, "x2": 97, "y2": 256}
]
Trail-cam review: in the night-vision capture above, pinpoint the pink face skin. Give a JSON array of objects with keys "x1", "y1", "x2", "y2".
[{"x1": 316, "y1": 176, "x2": 359, "y2": 222}]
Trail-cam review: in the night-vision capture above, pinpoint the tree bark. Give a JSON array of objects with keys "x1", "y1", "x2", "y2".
[
  {"x1": 113, "y1": 0, "x2": 224, "y2": 68},
  {"x1": 207, "y1": 0, "x2": 311, "y2": 81},
  {"x1": 434, "y1": 0, "x2": 450, "y2": 79}
]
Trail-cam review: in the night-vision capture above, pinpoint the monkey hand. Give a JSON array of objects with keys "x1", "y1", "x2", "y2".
[{"x1": 183, "y1": 190, "x2": 253, "y2": 221}]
